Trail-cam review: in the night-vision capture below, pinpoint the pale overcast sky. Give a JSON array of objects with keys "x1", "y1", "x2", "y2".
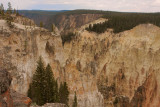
[{"x1": 1, "y1": 0, "x2": 160, "y2": 12}]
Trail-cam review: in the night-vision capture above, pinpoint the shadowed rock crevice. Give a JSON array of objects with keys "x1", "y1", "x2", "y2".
[
  {"x1": 0, "y1": 70, "x2": 12, "y2": 94},
  {"x1": 130, "y1": 72, "x2": 158, "y2": 107}
]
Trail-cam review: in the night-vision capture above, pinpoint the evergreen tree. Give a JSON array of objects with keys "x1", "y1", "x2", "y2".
[
  {"x1": 27, "y1": 57, "x2": 70, "y2": 106},
  {"x1": 0, "y1": 3, "x2": 4, "y2": 15},
  {"x1": 16, "y1": 9, "x2": 19, "y2": 16},
  {"x1": 59, "y1": 82, "x2": 69, "y2": 106},
  {"x1": 44, "y1": 64, "x2": 55, "y2": 103},
  {"x1": 89, "y1": 24, "x2": 92, "y2": 30},
  {"x1": 63, "y1": 82, "x2": 69, "y2": 106},
  {"x1": 31, "y1": 57, "x2": 46, "y2": 106},
  {"x1": 40, "y1": 21, "x2": 43, "y2": 27},
  {"x1": 59, "y1": 82, "x2": 64, "y2": 103},
  {"x1": 13, "y1": 8, "x2": 16, "y2": 14},
  {"x1": 72, "y1": 92, "x2": 78, "y2": 107},
  {"x1": 52, "y1": 24, "x2": 56, "y2": 33},
  {"x1": 61, "y1": 31, "x2": 76, "y2": 46},
  {"x1": 54, "y1": 80, "x2": 59, "y2": 102},
  {"x1": 7, "y1": 2, "x2": 12, "y2": 14},
  {"x1": 27, "y1": 84, "x2": 32, "y2": 99},
  {"x1": 6, "y1": 15, "x2": 14, "y2": 28}
]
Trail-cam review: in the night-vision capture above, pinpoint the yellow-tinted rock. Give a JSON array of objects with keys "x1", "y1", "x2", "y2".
[{"x1": 1, "y1": 16, "x2": 160, "y2": 107}]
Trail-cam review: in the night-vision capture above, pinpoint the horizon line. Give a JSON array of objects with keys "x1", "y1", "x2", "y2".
[{"x1": 16, "y1": 9, "x2": 160, "y2": 13}]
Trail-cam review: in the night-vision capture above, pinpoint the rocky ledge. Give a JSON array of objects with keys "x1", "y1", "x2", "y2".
[
  {"x1": 0, "y1": 70, "x2": 31, "y2": 107},
  {"x1": 31, "y1": 103, "x2": 67, "y2": 107}
]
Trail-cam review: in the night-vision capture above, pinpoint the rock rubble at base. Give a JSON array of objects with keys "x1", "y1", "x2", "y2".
[
  {"x1": 31, "y1": 103, "x2": 67, "y2": 107},
  {"x1": 0, "y1": 70, "x2": 32, "y2": 107}
]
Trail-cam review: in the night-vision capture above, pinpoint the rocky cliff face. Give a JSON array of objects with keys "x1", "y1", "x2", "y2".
[
  {"x1": 0, "y1": 18, "x2": 104, "y2": 107},
  {"x1": 0, "y1": 15, "x2": 160, "y2": 107},
  {"x1": 47, "y1": 14, "x2": 102, "y2": 32},
  {"x1": 94, "y1": 24, "x2": 160, "y2": 107},
  {"x1": 0, "y1": 70, "x2": 31, "y2": 107},
  {"x1": 20, "y1": 12, "x2": 102, "y2": 32},
  {"x1": 58, "y1": 24, "x2": 160, "y2": 107}
]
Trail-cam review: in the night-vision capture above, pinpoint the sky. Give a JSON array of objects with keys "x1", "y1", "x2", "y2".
[{"x1": 0, "y1": 0, "x2": 160, "y2": 12}]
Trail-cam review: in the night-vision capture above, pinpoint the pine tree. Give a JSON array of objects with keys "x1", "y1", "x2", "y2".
[
  {"x1": 72, "y1": 92, "x2": 78, "y2": 107},
  {"x1": 0, "y1": 3, "x2": 4, "y2": 15},
  {"x1": 45, "y1": 64, "x2": 55, "y2": 103},
  {"x1": 40, "y1": 21, "x2": 43, "y2": 27},
  {"x1": 27, "y1": 84, "x2": 32, "y2": 99},
  {"x1": 54, "y1": 80, "x2": 59, "y2": 102},
  {"x1": 13, "y1": 8, "x2": 16, "y2": 14},
  {"x1": 0, "y1": 4, "x2": 2, "y2": 15},
  {"x1": 59, "y1": 82, "x2": 64, "y2": 103},
  {"x1": 89, "y1": 24, "x2": 92, "y2": 30},
  {"x1": 59, "y1": 82, "x2": 69, "y2": 106},
  {"x1": 7, "y1": 2, "x2": 12, "y2": 14},
  {"x1": 16, "y1": 9, "x2": 19, "y2": 16},
  {"x1": 31, "y1": 57, "x2": 46, "y2": 106},
  {"x1": 6, "y1": 15, "x2": 14, "y2": 28},
  {"x1": 63, "y1": 82, "x2": 69, "y2": 106},
  {"x1": 28, "y1": 57, "x2": 70, "y2": 106},
  {"x1": 52, "y1": 24, "x2": 56, "y2": 33}
]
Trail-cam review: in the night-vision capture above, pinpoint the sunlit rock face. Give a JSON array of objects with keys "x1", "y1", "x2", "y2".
[
  {"x1": 1, "y1": 15, "x2": 160, "y2": 107},
  {"x1": 95, "y1": 24, "x2": 160, "y2": 107},
  {"x1": 0, "y1": 18, "x2": 103, "y2": 107},
  {"x1": 61, "y1": 24, "x2": 160, "y2": 107}
]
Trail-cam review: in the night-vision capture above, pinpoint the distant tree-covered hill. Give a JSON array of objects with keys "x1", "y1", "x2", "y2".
[
  {"x1": 19, "y1": 10, "x2": 105, "y2": 31},
  {"x1": 86, "y1": 12, "x2": 160, "y2": 33},
  {"x1": 19, "y1": 10, "x2": 160, "y2": 33},
  {"x1": 19, "y1": 10, "x2": 67, "y2": 29}
]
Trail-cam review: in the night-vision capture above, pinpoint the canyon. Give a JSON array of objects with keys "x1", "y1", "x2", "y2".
[
  {"x1": 0, "y1": 14, "x2": 160, "y2": 107},
  {"x1": 20, "y1": 11, "x2": 102, "y2": 31}
]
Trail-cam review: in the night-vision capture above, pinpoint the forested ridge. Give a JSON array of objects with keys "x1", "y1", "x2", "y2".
[
  {"x1": 17, "y1": 9, "x2": 160, "y2": 34},
  {"x1": 86, "y1": 12, "x2": 160, "y2": 33}
]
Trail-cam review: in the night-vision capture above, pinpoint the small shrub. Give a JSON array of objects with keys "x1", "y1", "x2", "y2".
[
  {"x1": 61, "y1": 31, "x2": 76, "y2": 45},
  {"x1": 113, "y1": 97, "x2": 119, "y2": 105},
  {"x1": 6, "y1": 15, "x2": 14, "y2": 28}
]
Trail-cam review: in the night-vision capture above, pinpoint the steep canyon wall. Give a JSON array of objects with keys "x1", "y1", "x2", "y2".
[{"x1": 0, "y1": 18, "x2": 160, "y2": 107}]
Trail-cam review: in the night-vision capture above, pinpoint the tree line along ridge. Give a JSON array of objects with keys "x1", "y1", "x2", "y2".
[{"x1": 85, "y1": 12, "x2": 160, "y2": 33}]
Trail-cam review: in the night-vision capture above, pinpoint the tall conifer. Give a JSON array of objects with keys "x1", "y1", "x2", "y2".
[
  {"x1": 40, "y1": 21, "x2": 43, "y2": 27},
  {"x1": 45, "y1": 64, "x2": 55, "y2": 103},
  {"x1": 31, "y1": 57, "x2": 46, "y2": 106},
  {"x1": 55, "y1": 80, "x2": 59, "y2": 102},
  {"x1": 28, "y1": 57, "x2": 70, "y2": 106},
  {"x1": 59, "y1": 82, "x2": 69, "y2": 106},
  {"x1": 0, "y1": 3, "x2": 4, "y2": 15},
  {"x1": 7, "y1": 2, "x2": 12, "y2": 14},
  {"x1": 72, "y1": 92, "x2": 78, "y2": 107}
]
